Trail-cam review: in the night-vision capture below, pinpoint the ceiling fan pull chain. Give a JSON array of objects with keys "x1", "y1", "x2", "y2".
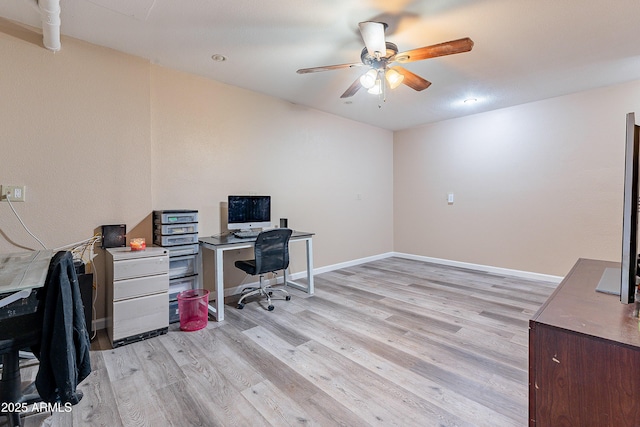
[{"x1": 381, "y1": 70, "x2": 387, "y2": 106}]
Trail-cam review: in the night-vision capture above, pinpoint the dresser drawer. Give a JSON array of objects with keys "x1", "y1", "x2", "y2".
[
  {"x1": 112, "y1": 293, "x2": 168, "y2": 341},
  {"x1": 113, "y1": 255, "x2": 169, "y2": 281},
  {"x1": 155, "y1": 223, "x2": 198, "y2": 235},
  {"x1": 153, "y1": 234, "x2": 198, "y2": 246},
  {"x1": 113, "y1": 273, "x2": 169, "y2": 301},
  {"x1": 169, "y1": 254, "x2": 197, "y2": 279},
  {"x1": 166, "y1": 244, "x2": 199, "y2": 257},
  {"x1": 169, "y1": 275, "x2": 198, "y2": 300},
  {"x1": 154, "y1": 210, "x2": 198, "y2": 224}
]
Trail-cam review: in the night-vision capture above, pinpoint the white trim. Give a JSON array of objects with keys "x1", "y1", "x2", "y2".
[
  {"x1": 94, "y1": 252, "x2": 562, "y2": 330},
  {"x1": 224, "y1": 252, "x2": 395, "y2": 298},
  {"x1": 224, "y1": 276, "x2": 275, "y2": 298},
  {"x1": 226, "y1": 251, "x2": 562, "y2": 296},
  {"x1": 311, "y1": 252, "x2": 394, "y2": 275},
  {"x1": 392, "y1": 252, "x2": 563, "y2": 283},
  {"x1": 92, "y1": 317, "x2": 106, "y2": 333}
]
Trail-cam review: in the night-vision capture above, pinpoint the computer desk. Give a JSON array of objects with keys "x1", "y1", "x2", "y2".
[
  {"x1": 198, "y1": 230, "x2": 314, "y2": 322},
  {"x1": 0, "y1": 250, "x2": 54, "y2": 303},
  {"x1": 0, "y1": 250, "x2": 54, "y2": 426}
]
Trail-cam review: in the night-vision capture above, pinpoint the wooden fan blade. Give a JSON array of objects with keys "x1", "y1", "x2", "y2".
[
  {"x1": 340, "y1": 77, "x2": 362, "y2": 98},
  {"x1": 358, "y1": 21, "x2": 387, "y2": 56},
  {"x1": 392, "y1": 66, "x2": 431, "y2": 91},
  {"x1": 394, "y1": 37, "x2": 474, "y2": 63},
  {"x1": 297, "y1": 62, "x2": 363, "y2": 74}
]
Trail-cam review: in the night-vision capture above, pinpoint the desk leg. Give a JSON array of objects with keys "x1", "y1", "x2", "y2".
[
  {"x1": 284, "y1": 237, "x2": 315, "y2": 295},
  {"x1": 207, "y1": 248, "x2": 225, "y2": 322},
  {"x1": 306, "y1": 238, "x2": 314, "y2": 295}
]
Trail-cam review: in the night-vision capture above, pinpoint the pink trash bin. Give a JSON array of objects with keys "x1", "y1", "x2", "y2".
[{"x1": 177, "y1": 289, "x2": 209, "y2": 331}]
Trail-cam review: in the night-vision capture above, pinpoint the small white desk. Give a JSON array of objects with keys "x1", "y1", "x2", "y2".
[{"x1": 199, "y1": 230, "x2": 314, "y2": 322}]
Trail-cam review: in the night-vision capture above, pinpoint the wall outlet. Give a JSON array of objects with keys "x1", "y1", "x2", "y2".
[{"x1": 1, "y1": 185, "x2": 26, "y2": 202}]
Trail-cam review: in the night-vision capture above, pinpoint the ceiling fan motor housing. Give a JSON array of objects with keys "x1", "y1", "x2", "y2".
[{"x1": 360, "y1": 42, "x2": 398, "y2": 69}]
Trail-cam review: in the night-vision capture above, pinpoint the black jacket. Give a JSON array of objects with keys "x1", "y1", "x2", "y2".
[{"x1": 33, "y1": 251, "x2": 91, "y2": 404}]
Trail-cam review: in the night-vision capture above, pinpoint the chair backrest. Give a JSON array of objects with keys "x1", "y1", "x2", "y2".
[{"x1": 253, "y1": 228, "x2": 293, "y2": 275}]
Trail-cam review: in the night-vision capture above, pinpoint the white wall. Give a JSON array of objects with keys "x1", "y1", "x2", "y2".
[
  {"x1": 0, "y1": 31, "x2": 151, "y2": 254},
  {"x1": 394, "y1": 80, "x2": 640, "y2": 276},
  {"x1": 150, "y1": 66, "x2": 394, "y2": 288},
  {"x1": 4, "y1": 23, "x2": 640, "y2": 323},
  {"x1": 0, "y1": 33, "x2": 394, "y2": 321}
]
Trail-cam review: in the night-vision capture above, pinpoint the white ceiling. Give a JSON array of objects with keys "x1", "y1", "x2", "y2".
[{"x1": 2, "y1": 0, "x2": 640, "y2": 131}]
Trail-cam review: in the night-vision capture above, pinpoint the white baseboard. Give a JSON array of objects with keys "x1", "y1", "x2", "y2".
[
  {"x1": 224, "y1": 277, "x2": 278, "y2": 298},
  {"x1": 392, "y1": 252, "x2": 563, "y2": 283},
  {"x1": 312, "y1": 252, "x2": 395, "y2": 275},
  {"x1": 224, "y1": 252, "x2": 395, "y2": 298},
  {"x1": 92, "y1": 317, "x2": 106, "y2": 333},
  {"x1": 226, "y1": 250, "x2": 562, "y2": 297},
  {"x1": 93, "y1": 252, "x2": 561, "y2": 331}
]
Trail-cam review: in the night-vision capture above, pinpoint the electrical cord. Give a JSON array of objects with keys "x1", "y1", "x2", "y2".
[
  {"x1": 3, "y1": 195, "x2": 101, "y2": 339},
  {"x1": 4, "y1": 194, "x2": 47, "y2": 249},
  {"x1": 61, "y1": 233, "x2": 101, "y2": 341}
]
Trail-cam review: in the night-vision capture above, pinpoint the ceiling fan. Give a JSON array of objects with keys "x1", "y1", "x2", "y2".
[{"x1": 296, "y1": 21, "x2": 474, "y2": 99}]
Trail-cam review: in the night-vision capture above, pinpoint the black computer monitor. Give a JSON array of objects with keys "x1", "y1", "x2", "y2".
[{"x1": 227, "y1": 195, "x2": 271, "y2": 231}]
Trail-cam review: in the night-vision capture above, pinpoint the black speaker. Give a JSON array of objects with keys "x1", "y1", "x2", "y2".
[{"x1": 101, "y1": 224, "x2": 126, "y2": 248}]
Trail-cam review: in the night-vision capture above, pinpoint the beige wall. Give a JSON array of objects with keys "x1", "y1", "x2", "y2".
[
  {"x1": 0, "y1": 32, "x2": 151, "y2": 254},
  {"x1": 0, "y1": 33, "x2": 393, "y2": 321},
  {"x1": 394, "y1": 81, "x2": 640, "y2": 276},
  {"x1": 0, "y1": 31, "x2": 153, "y2": 327},
  {"x1": 4, "y1": 24, "x2": 640, "y2": 323},
  {"x1": 150, "y1": 65, "x2": 394, "y2": 290}
]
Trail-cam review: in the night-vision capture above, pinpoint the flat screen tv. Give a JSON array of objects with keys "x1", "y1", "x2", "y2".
[
  {"x1": 597, "y1": 112, "x2": 640, "y2": 303},
  {"x1": 620, "y1": 112, "x2": 640, "y2": 303},
  {"x1": 227, "y1": 195, "x2": 271, "y2": 231}
]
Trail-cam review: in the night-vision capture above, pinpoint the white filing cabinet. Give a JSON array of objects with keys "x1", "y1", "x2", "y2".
[{"x1": 106, "y1": 246, "x2": 169, "y2": 347}]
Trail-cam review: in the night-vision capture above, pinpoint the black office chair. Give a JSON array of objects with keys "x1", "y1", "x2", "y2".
[
  {"x1": 0, "y1": 291, "x2": 42, "y2": 427},
  {"x1": 235, "y1": 228, "x2": 293, "y2": 311},
  {"x1": 0, "y1": 251, "x2": 91, "y2": 426}
]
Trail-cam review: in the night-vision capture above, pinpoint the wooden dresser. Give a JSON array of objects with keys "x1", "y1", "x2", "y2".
[{"x1": 529, "y1": 258, "x2": 640, "y2": 426}]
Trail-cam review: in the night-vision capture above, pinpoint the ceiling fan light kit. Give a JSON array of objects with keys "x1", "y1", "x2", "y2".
[
  {"x1": 367, "y1": 78, "x2": 383, "y2": 95},
  {"x1": 385, "y1": 68, "x2": 404, "y2": 89},
  {"x1": 360, "y1": 69, "x2": 377, "y2": 89},
  {"x1": 296, "y1": 21, "x2": 474, "y2": 102}
]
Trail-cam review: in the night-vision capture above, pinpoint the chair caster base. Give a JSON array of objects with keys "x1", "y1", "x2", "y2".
[
  {"x1": 237, "y1": 303, "x2": 245, "y2": 309},
  {"x1": 285, "y1": 295, "x2": 291, "y2": 301},
  {"x1": 267, "y1": 305, "x2": 274, "y2": 311}
]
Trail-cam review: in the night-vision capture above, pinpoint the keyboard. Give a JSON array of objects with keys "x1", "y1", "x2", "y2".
[{"x1": 233, "y1": 230, "x2": 260, "y2": 239}]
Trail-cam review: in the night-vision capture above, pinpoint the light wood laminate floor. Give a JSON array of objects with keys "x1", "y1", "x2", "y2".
[{"x1": 12, "y1": 257, "x2": 557, "y2": 427}]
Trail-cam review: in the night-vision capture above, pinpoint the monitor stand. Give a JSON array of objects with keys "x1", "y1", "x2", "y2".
[{"x1": 595, "y1": 267, "x2": 621, "y2": 295}]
